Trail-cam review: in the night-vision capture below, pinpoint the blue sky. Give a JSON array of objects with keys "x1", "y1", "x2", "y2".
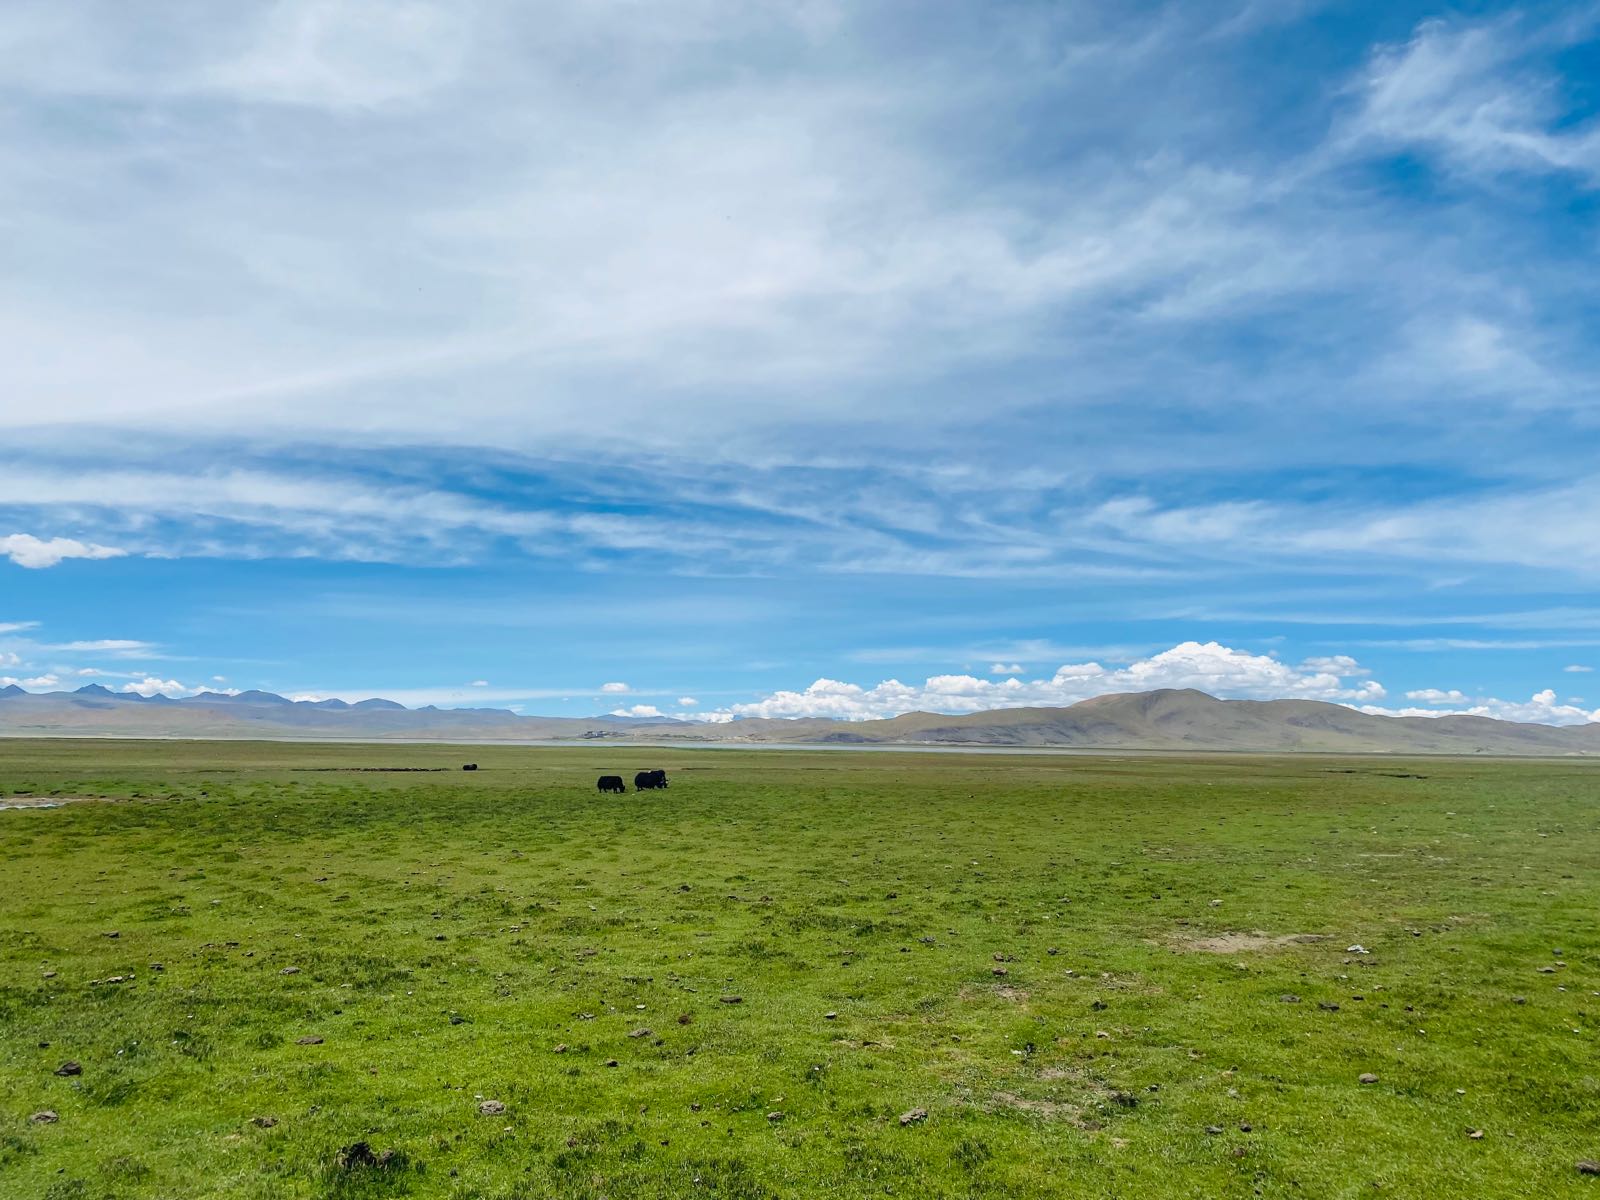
[{"x1": 3, "y1": 0, "x2": 1599, "y2": 724}]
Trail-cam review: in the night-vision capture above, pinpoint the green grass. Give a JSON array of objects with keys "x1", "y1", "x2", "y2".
[{"x1": 0, "y1": 739, "x2": 1597, "y2": 1198}]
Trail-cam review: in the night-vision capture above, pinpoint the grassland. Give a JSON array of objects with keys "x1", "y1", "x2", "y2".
[{"x1": 1, "y1": 739, "x2": 1597, "y2": 1199}]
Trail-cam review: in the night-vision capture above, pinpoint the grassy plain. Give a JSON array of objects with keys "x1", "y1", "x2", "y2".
[{"x1": 0, "y1": 739, "x2": 1596, "y2": 1198}]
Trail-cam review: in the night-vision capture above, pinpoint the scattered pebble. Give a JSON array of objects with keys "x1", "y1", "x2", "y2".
[
  {"x1": 251, "y1": 1116, "x2": 278, "y2": 1128},
  {"x1": 54, "y1": 1061, "x2": 81, "y2": 1077},
  {"x1": 767, "y1": 1111, "x2": 784, "y2": 1122},
  {"x1": 478, "y1": 1100, "x2": 505, "y2": 1116},
  {"x1": 280, "y1": 967, "x2": 300, "y2": 976},
  {"x1": 296, "y1": 1036, "x2": 324, "y2": 1046},
  {"x1": 899, "y1": 1108, "x2": 928, "y2": 1126},
  {"x1": 628, "y1": 1028, "x2": 652, "y2": 1039},
  {"x1": 719, "y1": 995, "x2": 743, "y2": 1005},
  {"x1": 1358, "y1": 1073, "x2": 1379, "y2": 1085},
  {"x1": 31, "y1": 1111, "x2": 58, "y2": 1124}
]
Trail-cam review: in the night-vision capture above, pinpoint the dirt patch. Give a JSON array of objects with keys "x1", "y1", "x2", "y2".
[
  {"x1": 1176, "y1": 931, "x2": 1329, "y2": 954},
  {"x1": 0, "y1": 796, "x2": 107, "y2": 810}
]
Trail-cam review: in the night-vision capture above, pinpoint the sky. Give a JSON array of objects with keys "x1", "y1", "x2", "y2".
[{"x1": 3, "y1": 0, "x2": 1600, "y2": 725}]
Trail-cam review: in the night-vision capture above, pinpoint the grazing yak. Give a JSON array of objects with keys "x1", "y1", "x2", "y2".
[
  {"x1": 596, "y1": 775, "x2": 626, "y2": 794},
  {"x1": 634, "y1": 769, "x2": 669, "y2": 790},
  {"x1": 462, "y1": 763, "x2": 478, "y2": 771}
]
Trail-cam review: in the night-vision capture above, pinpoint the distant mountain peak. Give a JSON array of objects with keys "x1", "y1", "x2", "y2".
[
  {"x1": 73, "y1": 683, "x2": 116, "y2": 697},
  {"x1": 0, "y1": 683, "x2": 24, "y2": 698}
]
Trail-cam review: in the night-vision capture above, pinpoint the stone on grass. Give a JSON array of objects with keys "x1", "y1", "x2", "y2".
[
  {"x1": 1576, "y1": 1161, "x2": 1600, "y2": 1176},
  {"x1": 628, "y1": 1028, "x2": 652, "y2": 1039},
  {"x1": 719, "y1": 995, "x2": 743, "y2": 1004},
  {"x1": 899, "y1": 1108, "x2": 928, "y2": 1126},
  {"x1": 280, "y1": 967, "x2": 300, "y2": 975},
  {"x1": 479, "y1": 1100, "x2": 506, "y2": 1116},
  {"x1": 1358, "y1": 1073, "x2": 1379, "y2": 1085},
  {"x1": 54, "y1": 1061, "x2": 81, "y2": 1077},
  {"x1": 251, "y1": 1116, "x2": 278, "y2": 1128},
  {"x1": 296, "y1": 1036, "x2": 324, "y2": 1045},
  {"x1": 767, "y1": 1111, "x2": 784, "y2": 1122},
  {"x1": 30, "y1": 1110, "x2": 58, "y2": 1124}
]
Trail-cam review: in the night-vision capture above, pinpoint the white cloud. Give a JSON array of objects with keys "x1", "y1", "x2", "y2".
[
  {"x1": 212, "y1": 674, "x2": 228, "y2": 682},
  {"x1": 989, "y1": 663, "x2": 1024, "y2": 675},
  {"x1": 0, "y1": 651, "x2": 17, "y2": 667},
  {"x1": 0, "y1": 621, "x2": 40, "y2": 633},
  {"x1": 709, "y1": 640, "x2": 1386, "y2": 721},
  {"x1": 119, "y1": 676, "x2": 194, "y2": 698},
  {"x1": 1405, "y1": 688, "x2": 1468, "y2": 703},
  {"x1": 1, "y1": 674, "x2": 60, "y2": 690},
  {"x1": 1564, "y1": 664, "x2": 1593, "y2": 673},
  {"x1": 470, "y1": 679, "x2": 488, "y2": 687},
  {"x1": 610, "y1": 704, "x2": 663, "y2": 718},
  {"x1": 1341, "y1": 13, "x2": 1600, "y2": 183},
  {"x1": 599, "y1": 682, "x2": 629, "y2": 693},
  {"x1": 49, "y1": 639, "x2": 154, "y2": 653},
  {"x1": 1363, "y1": 688, "x2": 1599, "y2": 726},
  {"x1": 676, "y1": 696, "x2": 698, "y2": 707},
  {"x1": 0, "y1": 533, "x2": 127, "y2": 569}
]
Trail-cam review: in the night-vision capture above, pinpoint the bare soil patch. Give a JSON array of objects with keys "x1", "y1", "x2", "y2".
[{"x1": 1175, "y1": 931, "x2": 1329, "y2": 954}]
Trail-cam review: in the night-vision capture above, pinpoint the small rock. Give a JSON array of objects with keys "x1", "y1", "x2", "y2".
[
  {"x1": 992, "y1": 967, "x2": 1008, "y2": 977},
  {"x1": 1468, "y1": 1130, "x2": 1484, "y2": 1140},
  {"x1": 1232, "y1": 1146, "x2": 1247, "y2": 1159},
  {"x1": 767, "y1": 1111, "x2": 784, "y2": 1122},
  {"x1": 280, "y1": 967, "x2": 300, "y2": 975},
  {"x1": 102, "y1": 931, "x2": 120, "y2": 939},
  {"x1": 1577, "y1": 1161, "x2": 1600, "y2": 1176},
  {"x1": 1239, "y1": 1122, "x2": 1252, "y2": 1132},
  {"x1": 1206, "y1": 1125, "x2": 1223, "y2": 1135},
  {"x1": 1095, "y1": 1030, "x2": 1110, "y2": 1039},
  {"x1": 605, "y1": 1059, "x2": 619, "y2": 1067},
  {"x1": 719, "y1": 995, "x2": 742, "y2": 1004},
  {"x1": 553, "y1": 1043, "x2": 568, "y2": 1053},
  {"x1": 824, "y1": 1011, "x2": 837, "y2": 1020},
  {"x1": 41, "y1": 971, "x2": 57, "y2": 979},
  {"x1": 54, "y1": 1061, "x2": 82, "y2": 1077},
  {"x1": 899, "y1": 1108, "x2": 928, "y2": 1126},
  {"x1": 31, "y1": 1110, "x2": 58, "y2": 1124},
  {"x1": 479, "y1": 1100, "x2": 506, "y2": 1116},
  {"x1": 1513, "y1": 996, "x2": 1527, "y2": 1005},
  {"x1": 1358, "y1": 1073, "x2": 1379, "y2": 1085},
  {"x1": 251, "y1": 1116, "x2": 278, "y2": 1128},
  {"x1": 1280, "y1": 994, "x2": 1300, "y2": 1004},
  {"x1": 296, "y1": 1036, "x2": 324, "y2": 1045},
  {"x1": 1319, "y1": 1002, "x2": 1341, "y2": 1012},
  {"x1": 628, "y1": 1028, "x2": 652, "y2": 1039},
  {"x1": 1347, "y1": 945, "x2": 1369, "y2": 954}
]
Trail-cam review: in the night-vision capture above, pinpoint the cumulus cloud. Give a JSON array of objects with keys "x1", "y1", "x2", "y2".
[
  {"x1": 1405, "y1": 688, "x2": 1468, "y2": 703},
  {"x1": 1363, "y1": 689, "x2": 1599, "y2": 726},
  {"x1": 676, "y1": 696, "x2": 698, "y2": 707},
  {"x1": 989, "y1": 663, "x2": 1024, "y2": 675},
  {"x1": 1, "y1": 674, "x2": 60, "y2": 690},
  {"x1": 599, "y1": 682, "x2": 629, "y2": 693},
  {"x1": 707, "y1": 641, "x2": 1387, "y2": 722},
  {"x1": 0, "y1": 651, "x2": 17, "y2": 667},
  {"x1": 119, "y1": 676, "x2": 194, "y2": 698},
  {"x1": 1564, "y1": 664, "x2": 1593, "y2": 673},
  {"x1": 610, "y1": 704, "x2": 663, "y2": 718},
  {"x1": 1, "y1": 534, "x2": 127, "y2": 569}
]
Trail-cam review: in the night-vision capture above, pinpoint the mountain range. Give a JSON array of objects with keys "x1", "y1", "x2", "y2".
[{"x1": 2, "y1": 684, "x2": 1598, "y2": 754}]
